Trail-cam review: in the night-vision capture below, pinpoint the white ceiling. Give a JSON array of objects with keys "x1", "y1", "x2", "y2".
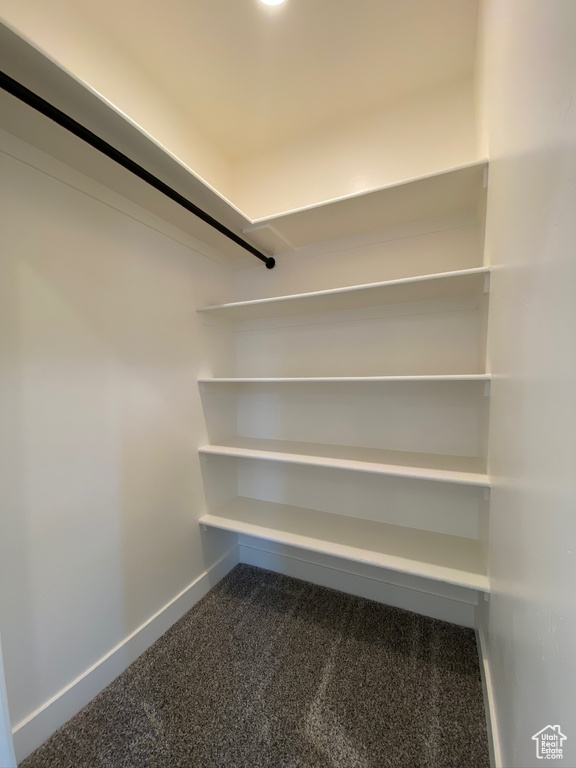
[{"x1": 71, "y1": 0, "x2": 479, "y2": 161}]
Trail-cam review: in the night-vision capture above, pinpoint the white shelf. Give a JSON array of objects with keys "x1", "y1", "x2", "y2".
[
  {"x1": 248, "y1": 161, "x2": 488, "y2": 249},
  {"x1": 198, "y1": 437, "x2": 489, "y2": 487},
  {"x1": 200, "y1": 497, "x2": 489, "y2": 592},
  {"x1": 199, "y1": 374, "x2": 491, "y2": 384},
  {"x1": 197, "y1": 267, "x2": 489, "y2": 322}
]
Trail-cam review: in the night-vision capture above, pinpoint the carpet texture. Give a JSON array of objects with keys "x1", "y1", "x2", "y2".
[{"x1": 20, "y1": 564, "x2": 490, "y2": 768}]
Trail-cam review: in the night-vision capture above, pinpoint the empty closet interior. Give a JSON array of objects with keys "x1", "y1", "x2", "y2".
[{"x1": 197, "y1": 162, "x2": 490, "y2": 627}]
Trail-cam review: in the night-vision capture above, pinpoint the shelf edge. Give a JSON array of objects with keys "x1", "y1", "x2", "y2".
[
  {"x1": 199, "y1": 514, "x2": 490, "y2": 592},
  {"x1": 198, "y1": 374, "x2": 492, "y2": 383},
  {"x1": 197, "y1": 266, "x2": 490, "y2": 314},
  {"x1": 198, "y1": 444, "x2": 491, "y2": 488}
]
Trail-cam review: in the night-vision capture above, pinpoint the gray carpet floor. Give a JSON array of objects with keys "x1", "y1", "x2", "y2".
[{"x1": 20, "y1": 564, "x2": 490, "y2": 768}]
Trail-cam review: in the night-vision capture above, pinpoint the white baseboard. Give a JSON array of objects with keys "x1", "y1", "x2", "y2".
[
  {"x1": 0, "y1": 636, "x2": 16, "y2": 768},
  {"x1": 476, "y1": 624, "x2": 502, "y2": 768},
  {"x1": 238, "y1": 539, "x2": 477, "y2": 628},
  {"x1": 12, "y1": 546, "x2": 239, "y2": 763}
]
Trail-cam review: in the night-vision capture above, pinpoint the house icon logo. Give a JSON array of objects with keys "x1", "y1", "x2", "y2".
[{"x1": 532, "y1": 725, "x2": 567, "y2": 760}]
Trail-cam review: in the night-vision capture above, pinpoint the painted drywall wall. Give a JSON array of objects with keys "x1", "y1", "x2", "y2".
[
  {"x1": 0, "y1": 128, "x2": 237, "y2": 760},
  {"x1": 234, "y1": 216, "x2": 485, "y2": 299},
  {"x1": 231, "y1": 80, "x2": 481, "y2": 221},
  {"x1": 472, "y1": 2, "x2": 489, "y2": 161},
  {"x1": 478, "y1": 2, "x2": 576, "y2": 766}
]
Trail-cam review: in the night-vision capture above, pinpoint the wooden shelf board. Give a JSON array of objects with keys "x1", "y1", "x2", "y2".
[
  {"x1": 198, "y1": 267, "x2": 489, "y2": 321},
  {"x1": 199, "y1": 437, "x2": 490, "y2": 487},
  {"x1": 200, "y1": 497, "x2": 489, "y2": 592},
  {"x1": 199, "y1": 374, "x2": 491, "y2": 384}
]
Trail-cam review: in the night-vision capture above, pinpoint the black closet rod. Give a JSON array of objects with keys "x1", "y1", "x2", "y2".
[{"x1": 0, "y1": 71, "x2": 275, "y2": 269}]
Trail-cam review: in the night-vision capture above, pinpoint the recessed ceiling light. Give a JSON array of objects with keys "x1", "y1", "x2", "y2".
[{"x1": 259, "y1": 0, "x2": 287, "y2": 6}]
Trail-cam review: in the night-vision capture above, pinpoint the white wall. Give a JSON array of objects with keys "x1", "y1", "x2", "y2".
[
  {"x1": 232, "y1": 80, "x2": 481, "y2": 221},
  {"x1": 234, "y1": 217, "x2": 484, "y2": 299},
  {"x1": 478, "y1": 2, "x2": 576, "y2": 766},
  {"x1": 0, "y1": 128, "x2": 238, "y2": 760}
]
